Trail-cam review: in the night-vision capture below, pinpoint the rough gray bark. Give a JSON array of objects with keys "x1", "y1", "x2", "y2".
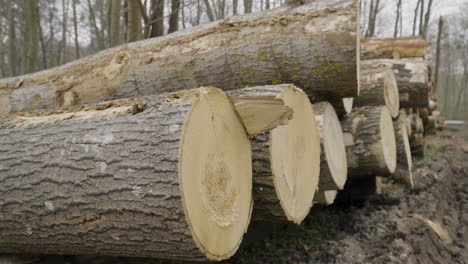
[
  {"x1": 0, "y1": 90, "x2": 250, "y2": 261},
  {"x1": 354, "y1": 68, "x2": 399, "y2": 118},
  {"x1": 361, "y1": 59, "x2": 429, "y2": 108},
  {"x1": 168, "y1": 0, "x2": 180, "y2": 33},
  {"x1": 0, "y1": 0, "x2": 359, "y2": 116},
  {"x1": 341, "y1": 106, "x2": 396, "y2": 178},
  {"x1": 110, "y1": 0, "x2": 122, "y2": 47},
  {"x1": 127, "y1": 0, "x2": 141, "y2": 42},
  {"x1": 149, "y1": 0, "x2": 164, "y2": 37}
]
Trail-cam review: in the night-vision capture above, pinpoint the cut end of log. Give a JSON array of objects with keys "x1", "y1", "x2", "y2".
[
  {"x1": 270, "y1": 85, "x2": 321, "y2": 224},
  {"x1": 380, "y1": 107, "x2": 397, "y2": 174},
  {"x1": 179, "y1": 88, "x2": 252, "y2": 260},
  {"x1": 401, "y1": 124, "x2": 414, "y2": 188},
  {"x1": 314, "y1": 190, "x2": 338, "y2": 206},
  {"x1": 343, "y1": 97, "x2": 354, "y2": 115},
  {"x1": 313, "y1": 102, "x2": 347, "y2": 190},
  {"x1": 229, "y1": 97, "x2": 294, "y2": 136},
  {"x1": 383, "y1": 69, "x2": 400, "y2": 118}
]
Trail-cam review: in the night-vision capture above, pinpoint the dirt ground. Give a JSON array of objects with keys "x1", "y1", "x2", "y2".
[{"x1": 1, "y1": 124, "x2": 467, "y2": 264}]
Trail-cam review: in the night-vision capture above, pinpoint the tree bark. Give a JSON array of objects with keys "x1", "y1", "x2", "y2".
[
  {"x1": 361, "y1": 36, "x2": 428, "y2": 60},
  {"x1": 110, "y1": 0, "x2": 122, "y2": 47},
  {"x1": 0, "y1": 0, "x2": 360, "y2": 116},
  {"x1": 244, "y1": 0, "x2": 252, "y2": 13},
  {"x1": 149, "y1": 0, "x2": 164, "y2": 37},
  {"x1": 127, "y1": 0, "x2": 142, "y2": 42},
  {"x1": 434, "y1": 17, "x2": 443, "y2": 92},
  {"x1": 25, "y1": 0, "x2": 39, "y2": 74},
  {"x1": 361, "y1": 59, "x2": 429, "y2": 108},
  {"x1": 354, "y1": 68, "x2": 400, "y2": 118},
  {"x1": 0, "y1": 88, "x2": 253, "y2": 261},
  {"x1": 228, "y1": 85, "x2": 321, "y2": 224},
  {"x1": 233, "y1": 0, "x2": 238, "y2": 15},
  {"x1": 203, "y1": 0, "x2": 215, "y2": 22},
  {"x1": 392, "y1": 113, "x2": 414, "y2": 188},
  {"x1": 393, "y1": 0, "x2": 401, "y2": 38},
  {"x1": 341, "y1": 106, "x2": 397, "y2": 178},
  {"x1": 168, "y1": 0, "x2": 180, "y2": 33},
  {"x1": 7, "y1": 0, "x2": 18, "y2": 77},
  {"x1": 313, "y1": 102, "x2": 347, "y2": 191},
  {"x1": 72, "y1": 0, "x2": 80, "y2": 59}
]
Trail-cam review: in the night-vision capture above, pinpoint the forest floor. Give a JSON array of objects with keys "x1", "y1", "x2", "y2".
[{"x1": 1, "y1": 124, "x2": 467, "y2": 264}]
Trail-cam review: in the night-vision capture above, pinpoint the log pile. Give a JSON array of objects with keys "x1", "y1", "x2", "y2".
[{"x1": 0, "y1": 1, "x2": 443, "y2": 262}]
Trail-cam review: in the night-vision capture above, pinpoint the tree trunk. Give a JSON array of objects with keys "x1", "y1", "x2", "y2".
[
  {"x1": 393, "y1": 0, "x2": 401, "y2": 38},
  {"x1": 341, "y1": 106, "x2": 397, "y2": 178},
  {"x1": 72, "y1": 0, "x2": 80, "y2": 59},
  {"x1": 354, "y1": 68, "x2": 400, "y2": 118},
  {"x1": 228, "y1": 85, "x2": 321, "y2": 224},
  {"x1": 392, "y1": 113, "x2": 414, "y2": 188},
  {"x1": 233, "y1": 0, "x2": 238, "y2": 15},
  {"x1": 0, "y1": 88, "x2": 253, "y2": 261},
  {"x1": 25, "y1": 0, "x2": 39, "y2": 74},
  {"x1": 0, "y1": 0, "x2": 360, "y2": 116},
  {"x1": 434, "y1": 17, "x2": 443, "y2": 92},
  {"x1": 361, "y1": 59, "x2": 429, "y2": 108},
  {"x1": 203, "y1": 0, "x2": 215, "y2": 22},
  {"x1": 110, "y1": 0, "x2": 122, "y2": 47},
  {"x1": 412, "y1": 0, "x2": 421, "y2": 36},
  {"x1": 149, "y1": 0, "x2": 164, "y2": 37},
  {"x1": 313, "y1": 102, "x2": 347, "y2": 191},
  {"x1": 7, "y1": 0, "x2": 18, "y2": 77},
  {"x1": 168, "y1": 0, "x2": 180, "y2": 33},
  {"x1": 244, "y1": 0, "x2": 252, "y2": 13},
  {"x1": 361, "y1": 36, "x2": 428, "y2": 60},
  {"x1": 127, "y1": 0, "x2": 142, "y2": 42}
]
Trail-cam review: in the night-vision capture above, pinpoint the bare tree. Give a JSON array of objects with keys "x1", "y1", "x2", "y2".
[
  {"x1": 244, "y1": 0, "x2": 252, "y2": 14},
  {"x1": 169, "y1": 0, "x2": 181, "y2": 33},
  {"x1": 150, "y1": 0, "x2": 165, "y2": 37},
  {"x1": 25, "y1": 0, "x2": 39, "y2": 73},
  {"x1": 365, "y1": 0, "x2": 380, "y2": 38},
  {"x1": 204, "y1": 0, "x2": 215, "y2": 21},
  {"x1": 434, "y1": 16, "x2": 444, "y2": 92},
  {"x1": 422, "y1": 0, "x2": 434, "y2": 39},
  {"x1": 412, "y1": 0, "x2": 421, "y2": 36},
  {"x1": 110, "y1": 0, "x2": 122, "y2": 46},
  {"x1": 127, "y1": 0, "x2": 142, "y2": 42},
  {"x1": 72, "y1": 0, "x2": 80, "y2": 58},
  {"x1": 7, "y1": 0, "x2": 18, "y2": 76},
  {"x1": 233, "y1": 0, "x2": 238, "y2": 15},
  {"x1": 393, "y1": 0, "x2": 401, "y2": 38}
]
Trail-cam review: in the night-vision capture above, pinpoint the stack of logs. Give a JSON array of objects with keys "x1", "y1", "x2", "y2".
[{"x1": 0, "y1": 0, "x2": 440, "y2": 262}]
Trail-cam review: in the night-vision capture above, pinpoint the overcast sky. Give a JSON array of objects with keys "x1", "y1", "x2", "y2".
[{"x1": 369, "y1": 0, "x2": 468, "y2": 38}]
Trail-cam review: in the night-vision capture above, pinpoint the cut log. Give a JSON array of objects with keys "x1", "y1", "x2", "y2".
[
  {"x1": 361, "y1": 59, "x2": 429, "y2": 108},
  {"x1": 313, "y1": 102, "x2": 347, "y2": 190},
  {"x1": 0, "y1": 88, "x2": 253, "y2": 261},
  {"x1": 361, "y1": 36, "x2": 428, "y2": 60},
  {"x1": 354, "y1": 68, "x2": 400, "y2": 118},
  {"x1": 314, "y1": 191, "x2": 338, "y2": 206},
  {"x1": 393, "y1": 115, "x2": 414, "y2": 188},
  {"x1": 0, "y1": 0, "x2": 360, "y2": 116},
  {"x1": 341, "y1": 106, "x2": 397, "y2": 178},
  {"x1": 402, "y1": 110, "x2": 413, "y2": 137},
  {"x1": 228, "y1": 85, "x2": 321, "y2": 224}
]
